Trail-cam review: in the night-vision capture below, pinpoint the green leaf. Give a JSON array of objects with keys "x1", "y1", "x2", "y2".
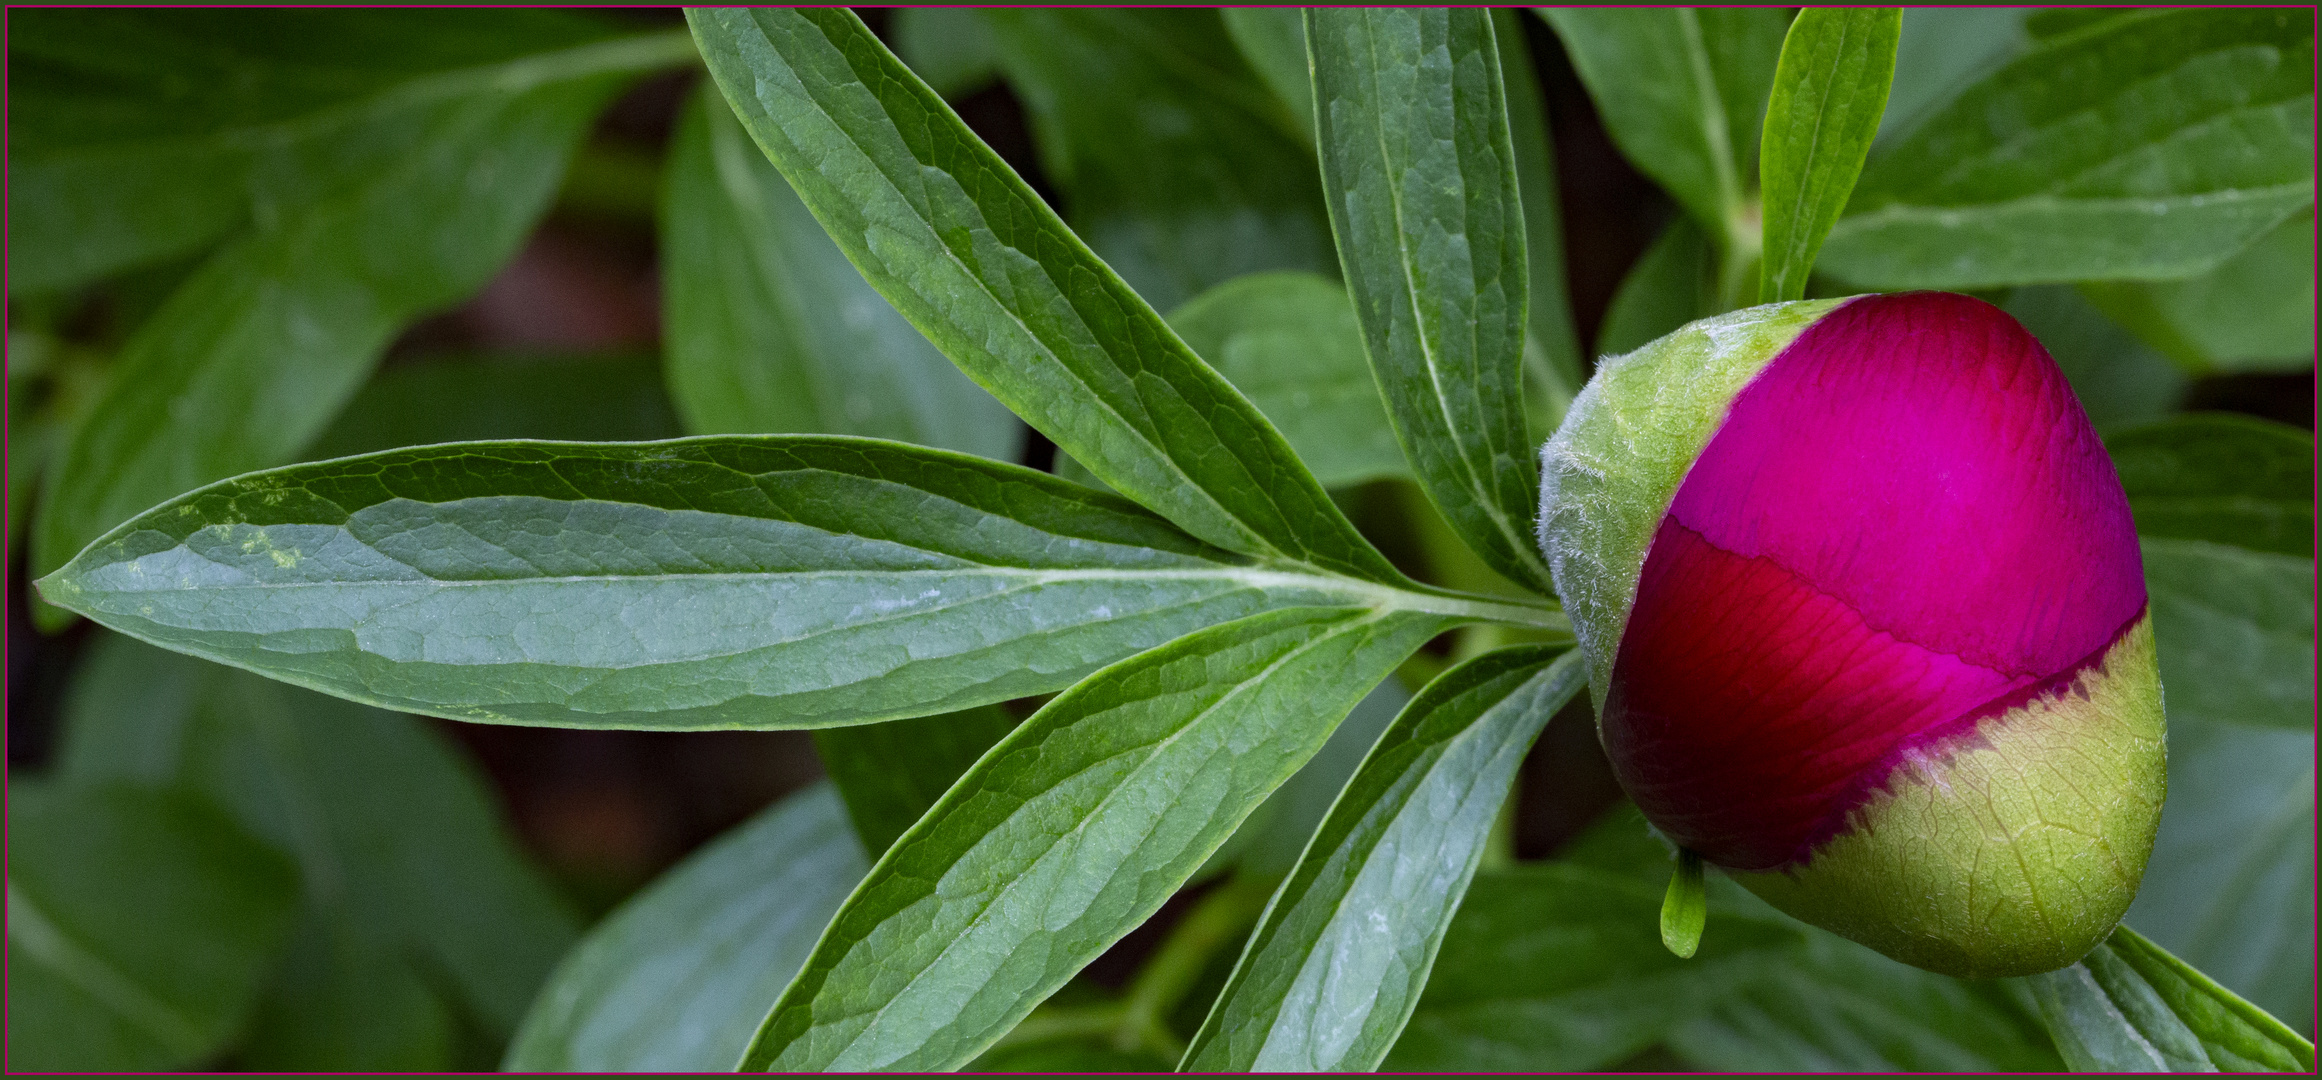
[
  {"x1": 1823, "y1": 10, "x2": 2316, "y2": 289},
  {"x1": 1223, "y1": 8, "x2": 1315, "y2": 145},
  {"x1": 1669, "y1": 931, "x2": 2066, "y2": 1072},
  {"x1": 892, "y1": 7, "x2": 1000, "y2": 101},
  {"x1": 1879, "y1": 10, "x2": 2030, "y2": 143},
  {"x1": 687, "y1": 8, "x2": 1401, "y2": 583},
  {"x1": 1378, "y1": 863, "x2": 1805, "y2": 1071},
  {"x1": 302, "y1": 352, "x2": 682, "y2": 462},
  {"x1": 2109, "y1": 414, "x2": 2315, "y2": 558},
  {"x1": 1493, "y1": 9, "x2": 1586, "y2": 422},
  {"x1": 660, "y1": 86, "x2": 1020, "y2": 460},
  {"x1": 1660, "y1": 850, "x2": 1709, "y2": 960},
  {"x1": 1183, "y1": 646, "x2": 1584, "y2": 1071},
  {"x1": 36, "y1": 439, "x2": 1543, "y2": 730},
  {"x1": 27, "y1": 24, "x2": 692, "y2": 597},
  {"x1": 505, "y1": 782, "x2": 869, "y2": 1071},
  {"x1": 2031, "y1": 926, "x2": 2315, "y2": 1073},
  {"x1": 2128, "y1": 696, "x2": 2314, "y2": 1034},
  {"x1": 1538, "y1": 8, "x2": 1793, "y2": 248},
  {"x1": 814, "y1": 707, "x2": 1020, "y2": 856},
  {"x1": 2004, "y1": 285, "x2": 2188, "y2": 432},
  {"x1": 1596, "y1": 217, "x2": 1717, "y2": 358},
  {"x1": 6, "y1": 782, "x2": 301, "y2": 1072},
  {"x1": 56, "y1": 632, "x2": 584, "y2": 1065},
  {"x1": 1164, "y1": 271, "x2": 1405, "y2": 488},
  {"x1": 1212, "y1": 674, "x2": 1411, "y2": 880},
  {"x1": 4, "y1": 11, "x2": 668, "y2": 293},
  {"x1": 1309, "y1": 8, "x2": 1555, "y2": 596},
  {"x1": 1757, "y1": 9, "x2": 1901, "y2": 303},
  {"x1": 741, "y1": 606, "x2": 1447, "y2": 1071},
  {"x1": 2142, "y1": 538, "x2": 2314, "y2": 731},
  {"x1": 2079, "y1": 210, "x2": 2318, "y2": 374},
  {"x1": 984, "y1": 10, "x2": 1331, "y2": 314}
]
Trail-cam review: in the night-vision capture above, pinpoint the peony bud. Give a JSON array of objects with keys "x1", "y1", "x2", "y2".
[{"x1": 1538, "y1": 292, "x2": 2164, "y2": 978}]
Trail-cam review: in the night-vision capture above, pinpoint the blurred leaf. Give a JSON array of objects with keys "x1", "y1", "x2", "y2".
[
  {"x1": 1596, "y1": 217, "x2": 1716, "y2": 358},
  {"x1": 1878, "y1": 9, "x2": 2030, "y2": 143},
  {"x1": 2030, "y1": 926, "x2": 2314, "y2": 1072},
  {"x1": 2004, "y1": 285, "x2": 2188, "y2": 432},
  {"x1": 4, "y1": 332, "x2": 109, "y2": 563},
  {"x1": 304, "y1": 352, "x2": 681, "y2": 461},
  {"x1": 2025, "y1": 8, "x2": 2144, "y2": 40},
  {"x1": 4, "y1": 11, "x2": 667, "y2": 293},
  {"x1": 971, "y1": 1041, "x2": 1173, "y2": 1073},
  {"x1": 1165, "y1": 271, "x2": 1405, "y2": 488},
  {"x1": 28, "y1": 23, "x2": 692, "y2": 603},
  {"x1": 1185, "y1": 647, "x2": 1583, "y2": 1071},
  {"x1": 1539, "y1": 9, "x2": 1793, "y2": 246},
  {"x1": 1379, "y1": 863, "x2": 1804, "y2": 1071},
  {"x1": 985, "y1": 9, "x2": 1330, "y2": 313},
  {"x1": 2108, "y1": 414, "x2": 2314, "y2": 558},
  {"x1": 2079, "y1": 211, "x2": 2317, "y2": 374},
  {"x1": 56, "y1": 633, "x2": 584, "y2": 1067},
  {"x1": 6, "y1": 782, "x2": 301, "y2": 1072},
  {"x1": 2142, "y1": 538, "x2": 2314, "y2": 731},
  {"x1": 32, "y1": 439, "x2": 1509, "y2": 730},
  {"x1": 1222, "y1": 8, "x2": 1314, "y2": 144},
  {"x1": 1310, "y1": 8, "x2": 1555, "y2": 596},
  {"x1": 1823, "y1": 10, "x2": 2316, "y2": 289},
  {"x1": 1670, "y1": 930, "x2": 2066, "y2": 1072},
  {"x1": 2128, "y1": 699, "x2": 2315, "y2": 1035},
  {"x1": 892, "y1": 7, "x2": 1000, "y2": 101},
  {"x1": 1494, "y1": 8, "x2": 1586, "y2": 426},
  {"x1": 742, "y1": 607, "x2": 1447, "y2": 1071},
  {"x1": 813, "y1": 707, "x2": 1020, "y2": 856},
  {"x1": 661, "y1": 87, "x2": 1020, "y2": 460},
  {"x1": 505, "y1": 783, "x2": 869, "y2": 1071},
  {"x1": 688, "y1": 8, "x2": 1403, "y2": 582},
  {"x1": 1757, "y1": 9, "x2": 1900, "y2": 303}
]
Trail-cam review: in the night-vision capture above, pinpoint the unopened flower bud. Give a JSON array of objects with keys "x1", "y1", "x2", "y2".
[{"x1": 1539, "y1": 292, "x2": 2164, "y2": 978}]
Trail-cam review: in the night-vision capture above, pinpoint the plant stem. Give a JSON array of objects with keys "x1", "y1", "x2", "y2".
[{"x1": 1113, "y1": 872, "x2": 1281, "y2": 1061}]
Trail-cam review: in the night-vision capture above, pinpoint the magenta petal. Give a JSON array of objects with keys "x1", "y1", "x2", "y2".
[{"x1": 1604, "y1": 292, "x2": 2147, "y2": 870}]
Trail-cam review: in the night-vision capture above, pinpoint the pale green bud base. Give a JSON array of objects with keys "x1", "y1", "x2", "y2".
[{"x1": 1730, "y1": 616, "x2": 2167, "y2": 979}]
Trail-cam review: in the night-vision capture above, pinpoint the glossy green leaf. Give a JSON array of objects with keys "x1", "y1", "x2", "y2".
[
  {"x1": 2079, "y1": 211, "x2": 2317, "y2": 374},
  {"x1": 661, "y1": 86, "x2": 1020, "y2": 460},
  {"x1": 2128, "y1": 699, "x2": 2315, "y2": 1034},
  {"x1": 1823, "y1": 10, "x2": 2316, "y2": 289},
  {"x1": 1494, "y1": 8, "x2": 1586, "y2": 422},
  {"x1": 56, "y1": 632, "x2": 583, "y2": 1066},
  {"x1": 2109, "y1": 414, "x2": 2315, "y2": 558},
  {"x1": 814, "y1": 707, "x2": 1019, "y2": 856},
  {"x1": 1165, "y1": 271, "x2": 1405, "y2": 488},
  {"x1": 687, "y1": 8, "x2": 1400, "y2": 582},
  {"x1": 1204, "y1": 674, "x2": 1413, "y2": 880},
  {"x1": 985, "y1": 9, "x2": 1330, "y2": 314},
  {"x1": 1757, "y1": 9, "x2": 1900, "y2": 303},
  {"x1": 2142, "y1": 538, "x2": 2314, "y2": 730},
  {"x1": 1309, "y1": 8, "x2": 1555, "y2": 596},
  {"x1": 27, "y1": 27, "x2": 691, "y2": 597},
  {"x1": 505, "y1": 783, "x2": 869, "y2": 1071},
  {"x1": 1223, "y1": 8, "x2": 1315, "y2": 144},
  {"x1": 40, "y1": 438, "x2": 1545, "y2": 730},
  {"x1": 6, "y1": 782, "x2": 300, "y2": 1072},
  {"x1": 303, "y1": 352, "x2": 682, "y2": 462},
  {"x1": 5, "y1": 11, "x2": 666, "y2": 293},
  {"x1": 741, "y1": 606, "x2": 1447, "y2": 1071},
  {"x1": 1184, "y1": 646, "x2": 1584, "y2": 1071},
  {"x1": 2004, "y1": 285, "x2": 2188, "y2": 432},
  {"x1": 1595, "y1": 217, "x2": 1717, "y2": 358},
  {"x1": 2031, "y1": 926, "x2": 2315, "y2": 1073},
  {"x1": 1669, "y1": 931, "x2": 2066, "y2": 1072},
  {"x1": 892, "y1": 7, "x2": 1000, "y2": 101},
  {"x1": 1379, "y1": 863, "x2": 1804, "y2": 1071},
  {"x1": 1539, "y1": 8, "x2": 1793, "y2": 248}
]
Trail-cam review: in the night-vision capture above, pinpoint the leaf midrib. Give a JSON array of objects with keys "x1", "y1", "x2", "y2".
[{"x1": 795, "y1": 610, "x2": 1393, "y2": 1070}]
